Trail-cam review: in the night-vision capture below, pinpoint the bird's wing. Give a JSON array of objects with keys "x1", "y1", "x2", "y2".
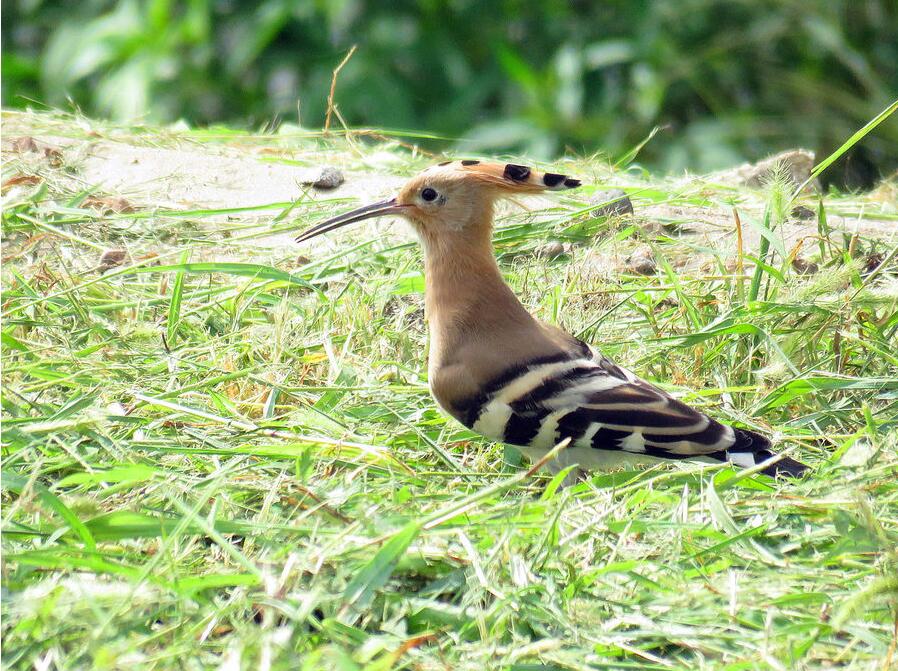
[{"x1": 456, "y1": 352, "x2": 738, "y2": 458}]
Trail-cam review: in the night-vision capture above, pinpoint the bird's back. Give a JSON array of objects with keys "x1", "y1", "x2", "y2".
[{"x1": 443, "y1": 344, "x2": 806, "y2": 478}]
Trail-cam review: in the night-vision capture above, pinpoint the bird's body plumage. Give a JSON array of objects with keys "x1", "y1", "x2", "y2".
[
  {"x1": 297, "y1": 160, "x2": 808, "y2": 479},
  {"x1": 441, "y1": 344, "x2": 806, "y2": 478}
]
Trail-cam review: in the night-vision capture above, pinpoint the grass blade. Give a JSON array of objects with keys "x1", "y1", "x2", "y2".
[
  {"x1": 791, "y1": 97, "x2": 898, "y2": 198},
  {"x1": 2, "y1": 472, "x2": 96, "y2": 551},
  {"x1": 166, "y1": 250, "x2": 189, "y2": 346},
  {"x1": 130, "y1": 262, "x2": 321, "y2": 294},
  {"x1": 339, "y1": 521, "x2": 421, "y2": 622}
]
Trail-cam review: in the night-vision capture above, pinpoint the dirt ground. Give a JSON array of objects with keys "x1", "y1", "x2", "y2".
[{"x1": 2, "y1": 110, "x2": 895, "y2": 266}]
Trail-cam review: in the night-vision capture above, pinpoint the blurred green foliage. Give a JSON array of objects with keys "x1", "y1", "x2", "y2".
[{"x1": 3, "y1": 0, "x2": 897, "y2": 185}]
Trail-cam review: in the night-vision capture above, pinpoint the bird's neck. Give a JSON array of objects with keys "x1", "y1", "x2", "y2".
[{"x1": 419, "y1": 227, "x2": 536, "y2": 369}]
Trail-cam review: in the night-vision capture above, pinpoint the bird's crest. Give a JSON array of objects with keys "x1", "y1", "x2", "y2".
[{"x1": 431, "y1": 160, "x2": 581, "y2": 193}]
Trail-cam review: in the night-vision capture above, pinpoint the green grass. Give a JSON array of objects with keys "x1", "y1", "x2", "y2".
[{"x1": 2, "y1": 110, "x2": 897, "y2": 670}]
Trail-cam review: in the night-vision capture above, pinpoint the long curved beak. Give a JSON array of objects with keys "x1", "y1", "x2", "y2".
[{"x1": 296, "y1": 197, "x2": 405, "y2": 244}]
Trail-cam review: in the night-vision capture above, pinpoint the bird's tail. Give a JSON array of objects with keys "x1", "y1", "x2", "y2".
[{"x1": 723, "y1": 428, "x2": 809, "y2": 478}]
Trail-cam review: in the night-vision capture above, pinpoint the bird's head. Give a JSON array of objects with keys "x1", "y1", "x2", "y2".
[{"x1": 296, "y1": 161, "x2": 581, "y2": 246}]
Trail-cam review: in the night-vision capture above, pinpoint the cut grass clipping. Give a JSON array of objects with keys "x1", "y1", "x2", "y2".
[{"x1": 2, "y1": 108, "x2": 897, "y2": 669}]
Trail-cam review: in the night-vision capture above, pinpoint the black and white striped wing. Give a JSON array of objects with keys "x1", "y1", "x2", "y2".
[{"x1": 455, "y1": 352, "x2": 739, "y2": 461}]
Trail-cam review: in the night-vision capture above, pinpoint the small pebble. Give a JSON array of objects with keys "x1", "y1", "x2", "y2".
[
  {"x1": 625, "y1": 245, "x2": 656, "y2": 275},
  {"x1": 863, "y1": 252, "x2": 883, "y2": 275},
  {"x1": 43, "y1": 146, "x2": 63, "y2": 166},
  {"x1": 590, "y1": 189, "x2": 634, "y2": 216},
  {"x1": 740, "y1": 149, "x2": 815, "y2": 189},
  {"x1": 791, "y1": 257, "x2": 818, "y2": 275},
  {"x1": 98, "y1": 248, "x2": 127, "y2": 270},
  {"x1": 536, "y1": 241, "x2": 566, "y2": 259},
  {"x1": 10, "y1": 136, "x2": 39, "y2": 153},
  {"x1": 304, "y1": 166, "x2": 344, "y2": 190},
  {"x1": 8, "y1": 136, "x2": 62, "y2": 165}
]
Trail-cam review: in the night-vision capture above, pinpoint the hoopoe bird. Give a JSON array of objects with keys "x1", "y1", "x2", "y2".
[{"x1": 297, "y1": 161, "x2": 808, "y2": 479}]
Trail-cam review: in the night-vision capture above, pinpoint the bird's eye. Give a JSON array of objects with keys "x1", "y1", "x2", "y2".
[{"x1": 421, "y1": 187, "x2": 438, "y2": 202}]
